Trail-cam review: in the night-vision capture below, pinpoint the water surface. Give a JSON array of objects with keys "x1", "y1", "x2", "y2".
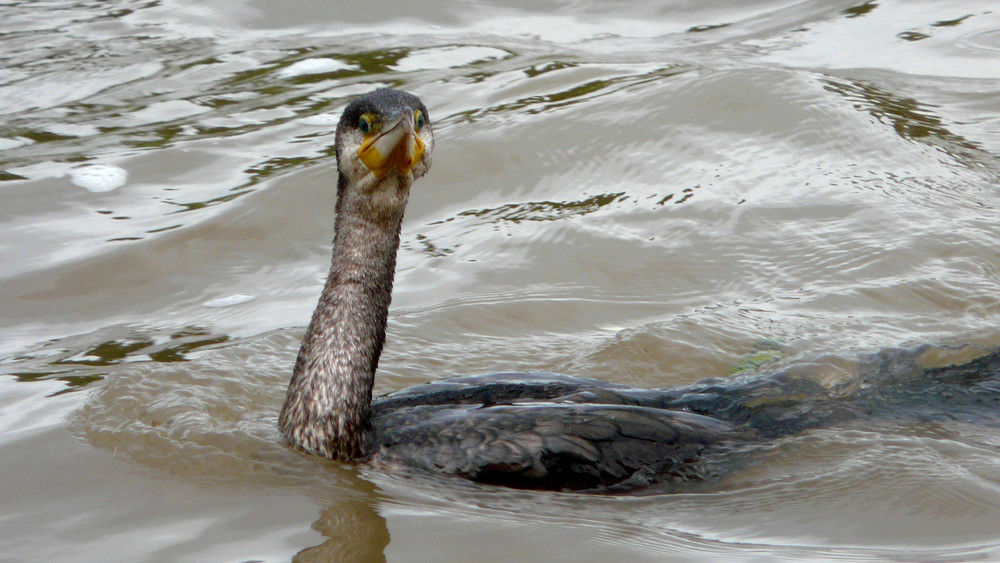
[{"x1": 3, "y1": 0, "x2": 1000, "y2": 561}]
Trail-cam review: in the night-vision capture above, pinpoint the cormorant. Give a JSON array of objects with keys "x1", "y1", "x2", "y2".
[{"x1": 278, "y1": 88, "x2": 1000, "y2": 491}]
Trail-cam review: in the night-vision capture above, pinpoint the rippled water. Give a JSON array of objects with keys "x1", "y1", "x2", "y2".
[{"x1": 3, "y1": 0, "x2": 1000, "y2": 561}]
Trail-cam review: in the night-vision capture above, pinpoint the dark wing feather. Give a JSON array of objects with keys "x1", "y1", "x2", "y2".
[{"x1": 373, "y1": 402, "x2": 741, "y2": 491}]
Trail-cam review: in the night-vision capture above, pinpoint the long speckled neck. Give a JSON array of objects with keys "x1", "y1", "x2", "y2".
[{"x1": 279, "y1": 172, "x2": 409, "y2": 460}]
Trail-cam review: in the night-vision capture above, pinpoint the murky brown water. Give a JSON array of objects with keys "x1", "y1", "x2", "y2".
[{"x1": 3, "y1": 0, "x2": 1000, "y2": 561}]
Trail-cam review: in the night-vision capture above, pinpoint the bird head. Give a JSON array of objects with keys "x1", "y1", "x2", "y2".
[{"x1": 335, "y1": 89, "x2": 434, "y2": 188}]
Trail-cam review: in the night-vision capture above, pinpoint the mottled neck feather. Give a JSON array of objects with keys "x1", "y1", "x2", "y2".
[{"x1": 279, "y1": 172, "x2": 409, "y2": 460}]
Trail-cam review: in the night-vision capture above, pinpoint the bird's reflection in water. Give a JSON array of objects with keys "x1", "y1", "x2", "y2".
[{"x1": 294, "y1": 479, "x2": 390, "y2": 563}]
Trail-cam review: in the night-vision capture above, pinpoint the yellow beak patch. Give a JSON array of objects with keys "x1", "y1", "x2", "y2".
[{"x1": 358, "y1": 112, "x2": 425, "y2": 179}]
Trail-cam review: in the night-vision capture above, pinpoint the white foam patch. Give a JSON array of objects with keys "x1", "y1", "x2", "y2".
[
  {"x1": 68, "y1": 164, "x2": 127, "y2": 193},
  {"x1": 277, "y1": 58, "x2": 353, "y2": 78},
  {"x1": 202, "y1": 294, "x2": 255, "y2": 308}
]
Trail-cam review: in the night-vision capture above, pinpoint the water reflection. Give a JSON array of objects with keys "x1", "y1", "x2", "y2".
[
  {"x1": 6, "y1": 327, "x2": 231, "y2": 397},
  {"x1": 457, "y1": 192, "x2": 628, "y2": 224},
  {"x1": 822, "y1": 76, "x2": 987, "y2": 161},
  {"x1": 295, "y1": 487, "x2": 390, "y2": 563},
  {"x1": 842, "y1": 1, "x2": 879, "y2": 19}
]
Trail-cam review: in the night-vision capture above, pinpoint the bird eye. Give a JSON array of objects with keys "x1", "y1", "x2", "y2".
[
  {"x1": 358, "y1": 116, "x2": 371, "y2": 134},
  {"x1": 414, "y1": 111, "x2": 425, "y2": 132}
]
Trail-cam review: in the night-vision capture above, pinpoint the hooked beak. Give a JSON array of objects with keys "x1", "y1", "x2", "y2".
[{"x1": 358, "y1": 111, "x2": 424, "y2": 179}]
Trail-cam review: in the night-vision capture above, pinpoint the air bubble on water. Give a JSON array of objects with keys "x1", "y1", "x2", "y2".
[{"x1": 68, "y1": 164, "x2": 127, "y2": 193}]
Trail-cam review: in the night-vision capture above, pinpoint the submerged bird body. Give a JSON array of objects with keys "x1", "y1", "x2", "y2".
[
  {"x1": 280, "y1": 88, "x2": 1000, "y2": 491},
  {"x1": 371, "y1": 373, "x2": 741, "y2": 490}
]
